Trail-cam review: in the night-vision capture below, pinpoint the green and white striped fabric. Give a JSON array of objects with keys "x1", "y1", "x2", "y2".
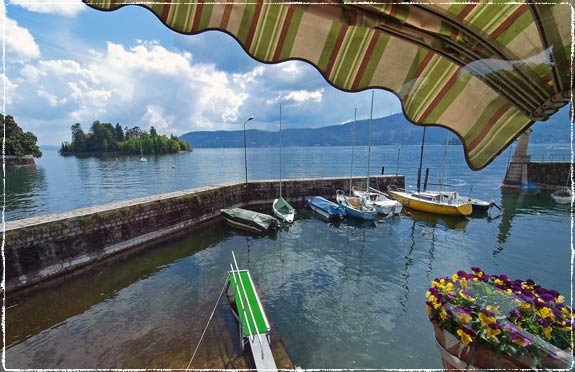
[{"x1": 83, "y1": 1, "x2": 573, "y2": 170}]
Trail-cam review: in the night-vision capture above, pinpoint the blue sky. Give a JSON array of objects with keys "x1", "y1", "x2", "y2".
[{"x1": 3, "y1": 1, "x2": 404, "y2": 146}]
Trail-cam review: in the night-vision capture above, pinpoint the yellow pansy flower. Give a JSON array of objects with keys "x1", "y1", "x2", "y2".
[
  {"x1": 478, "y1": 312, "x2": 496, "y2": 327},
  {"x1": 452, "y1": 273, "x2": 459, "y2": 281},
  {"x1": 459, "y1": 290, "x2": 475, "y2": 302},
  {"x1": 538, "y1": 307, "x2": 553, "y2": 319},
  {"x1": 512, "y1": 337, "x2": 529, "y2": 347},
  {"x1": 486, "y1": 305, "x2": 500, "y2": 315},
  {"x1": 457, "y1": 329, "x2": 473, "y2": 345},
  {"x1": 440, "y1": 308, "x2": 447, "y2": 320},
  {"x1": 544, "y1": 326, "x2": 552, "y2": 339},
  {"x1": 486, "y1": 327, "x2": 501, "y2": 338},
  {"x1": 455, "y1": 311, "x2": 472, "y2": 324}
]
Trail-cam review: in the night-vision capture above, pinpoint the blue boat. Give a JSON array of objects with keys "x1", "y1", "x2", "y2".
[
  {"x1": 307, "y1": 196, "x2": 346, "y2": 220},
  {"x1": 336, "y1": 190, "x2": 377, "y2": 220}
]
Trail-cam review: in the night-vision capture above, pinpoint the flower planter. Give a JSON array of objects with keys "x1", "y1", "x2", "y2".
[
  {"x1": 426, "y1": 268, "x2": 573, "y2": 370},
  {"x1": 433, "y1": 322, "x2": 530, "y2": 370}
]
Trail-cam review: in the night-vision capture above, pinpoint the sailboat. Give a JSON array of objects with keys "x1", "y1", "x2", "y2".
[
  {"x1": 336, "y1": 106, "x2": 377, "y2": 220},
  {"x1": 272, "y1": 105, "x2": 296, "y2": 223},
  {"x1": 351, "y1": 91, "x2": 403, "y2": 217},
  {"x1": 388, "y1": 130, "x2": 473, "y2": 216},
  {"x1": 139, "y1": 140, "x2": 147, "y2": 162}
]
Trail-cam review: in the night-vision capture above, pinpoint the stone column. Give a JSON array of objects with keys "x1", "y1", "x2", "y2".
[{"x1": 502, "y1": 129, "x2": 532, "y2": 188}]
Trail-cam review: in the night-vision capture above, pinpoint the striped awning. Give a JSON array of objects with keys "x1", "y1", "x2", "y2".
[{"x1": 83, "y1": 1, "x2": 573, "y2": 170}]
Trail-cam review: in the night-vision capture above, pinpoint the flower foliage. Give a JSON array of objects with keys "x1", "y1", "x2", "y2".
[{"x1": 426, "y1": 268, "x2": 573, "y2": 360}]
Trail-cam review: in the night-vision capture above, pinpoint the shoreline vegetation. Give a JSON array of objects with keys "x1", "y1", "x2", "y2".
[
  {"x1": 2, "y1": 114, "x2": 42, "y2": 159},
  {"x1": 59, "y1": 121, "x2": 191, "y2": 156}
]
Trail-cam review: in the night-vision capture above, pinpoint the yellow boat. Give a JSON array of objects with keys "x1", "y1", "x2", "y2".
[{"x1": 388, "y1": 189, "x2": 473, "y2": 216}]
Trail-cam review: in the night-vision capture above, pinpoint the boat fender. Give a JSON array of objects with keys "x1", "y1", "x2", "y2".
[{"x1": 406, "y1": 211, "x2": 412, "y2": 217}]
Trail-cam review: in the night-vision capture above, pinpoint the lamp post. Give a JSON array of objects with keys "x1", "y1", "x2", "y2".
[{"x1": 242, "y1": 117, "x2": 254, "y2": 188}]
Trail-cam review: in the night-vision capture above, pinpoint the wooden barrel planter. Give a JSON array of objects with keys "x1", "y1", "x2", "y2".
[{"x1": 432, "y1": 322, "x2": 571, "y2": 370}]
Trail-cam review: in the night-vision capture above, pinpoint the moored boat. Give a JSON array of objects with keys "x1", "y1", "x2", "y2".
[
  {"x1": 459, "y1": 196, "x2": 492, "y2": 212},
  {"x1": 272, "y1": 105, "x2": 296, "y2": 224},
  {"x1": 273, "y1": 196, "x2": 296, "y2": 223},
  {"x1": 352, "y1": 186, "x2": 403, "y2": 217},
  {"x1": 221, "y1": 208, "x2": 279, "y2": 234},
  {"x1": 307, "y1": 196, "x2": 346, "y2": 220},
  {"x1": 336, "y1": 190, "x2": 377, "y2": 220},
  {"x1": 388, "y1": 189, "x2": 472, "y2": 216},
  {"x1": 551, "y1": 187, "x2": 572, "y2": 204}
]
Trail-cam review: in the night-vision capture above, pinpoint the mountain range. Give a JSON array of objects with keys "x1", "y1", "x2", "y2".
[{"x1": 180, "y1": 108, "x2": 570, "y2": 148}]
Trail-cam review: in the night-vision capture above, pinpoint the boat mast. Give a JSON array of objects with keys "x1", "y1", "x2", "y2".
[
  {"x1": 367, "y1": 90, "x2": 374, "y2": 193},
  {"x1": 350, "y1": 108, "x2": 357, "y2": 193},
  {"x1": 279, "y1": 104, "x2": 282, "y2": 198},
  {"x1": 438, "y1": 134, "x2": 450, "y2": 194},
  {"x1": 417, "y1": 127, "x2": 427, "y2": 192}
]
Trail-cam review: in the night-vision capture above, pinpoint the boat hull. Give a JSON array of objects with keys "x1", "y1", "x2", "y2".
[
  {"x1": 388, "y1": 190, "x2": 472, "y2": 216},
  {"x1": 307, "y1": 197, "x2": 345, "y2": 220},
  {"x1": 221, "y1": 208, "x2": 279, "y2": 234},
  {"x1": 551, "y1": 187, "x2": 572, "y2": 204},
  {"x1": 372, "y1": 201, "x2": 403, "y2": 216},
  {"x1": 352, "y1": 188, "x2": 402, "y2": 216},
  {"x1": 273, "y1": 197, "x2": 296, "y2": 223},
  {"x1": 336, "y1": 191, "x2": 377, "y2": 220}
]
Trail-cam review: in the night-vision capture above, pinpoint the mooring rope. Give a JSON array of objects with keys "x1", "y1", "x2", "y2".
[{"x1": 185, "y1": 276, "x2": 229, "y2": 369}]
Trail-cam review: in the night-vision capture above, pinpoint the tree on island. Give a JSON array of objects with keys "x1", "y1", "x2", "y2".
[
  {"x1": 2, "y1": 114, "x2": 42, "y2": 158},
  {"x1": 60, "y1": 121, "x2": 191, "y2": 155}
]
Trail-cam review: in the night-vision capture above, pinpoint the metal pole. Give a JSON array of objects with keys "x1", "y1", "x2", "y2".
[
  {"x1": 279, "y1": 105, "x2": 282, "y2": 197},
  {"x1": 243, "y1": 117, "x2": 254, "y2": 188},
  {"x1": 396, "y1": 146, "x2": 400, "y2": 175},
  {"x1": 417, "y1": 127, "x2": 427, "y2": 192},
  {"x1": 367, "y1": 90, "x2": 374, "y2": 192},
  {"x1": 350, "y1": 108, "x2": 357, "y2": 193}
]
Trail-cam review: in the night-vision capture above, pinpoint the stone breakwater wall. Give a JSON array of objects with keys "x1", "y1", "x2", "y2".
[
  {"x1": 4, "y1": 155, "x2": 35, "y2": 167},
  {"x1": 527, "y1": 162, "x2": 572, "y2": 192},
  {"x1": 5, "y1": 175, "x2": 403, "y2": 292}
]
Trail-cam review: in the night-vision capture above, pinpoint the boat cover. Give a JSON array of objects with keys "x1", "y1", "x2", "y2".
[
  {"x1": 308, "y1": 196, "x2": 346, "y2": 216},
  {"x1": 221, "y1": 208, "x2": 277, "y2": 232}
]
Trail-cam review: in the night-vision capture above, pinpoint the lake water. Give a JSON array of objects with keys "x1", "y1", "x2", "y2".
[
  {"x1": 4, "y1": 144, "x2": 573, "y2": 369},
  {"x1": 5, "y1": 143, "x2": 571, "y2": 221}
]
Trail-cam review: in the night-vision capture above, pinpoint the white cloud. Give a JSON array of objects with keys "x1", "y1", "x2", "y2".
[
  {"x1": 232, "y1": 66, "x2": 265, "y2": 89},
  {"x1": 284, "y1": 89, "x2": 323, "y2": 103},
  {"x1": 2, "y1": 73, "x2": 19, "y2": 105},
  {"x1": 1, "y1": 2, "x2": 41, "y2": 62},
  {"x1": 11, "y1": 0, "x2": 85, "y2": 17},
  {"x1": 12, "y1": 41, "x2": 253, "y2": 141},
  {"x1": 140, "y1": 105, "x2": 173, "y2": 129}
]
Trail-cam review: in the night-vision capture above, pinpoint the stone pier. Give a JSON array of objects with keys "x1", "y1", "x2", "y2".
[{"x1": 5, "y1": 175, "x2": 404, "y2": 292}]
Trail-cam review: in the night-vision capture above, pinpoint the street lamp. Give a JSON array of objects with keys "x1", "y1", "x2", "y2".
[{"x1": 243, "y1": 117, "x2": 254, "y2": 187}]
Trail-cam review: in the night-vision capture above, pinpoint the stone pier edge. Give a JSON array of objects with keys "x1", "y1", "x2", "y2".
[{"x1": 4, "y1": 175, "x2": 404, "y2": 293}]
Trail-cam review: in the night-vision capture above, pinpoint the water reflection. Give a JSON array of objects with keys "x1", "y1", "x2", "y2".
[
  {"x1": 406, "y1": 209, "x2": 469, "y2": 230},
  {"x1": 6, "y1": 222, "x2": 230, "y2": 347},
  {"x1": 5, "y1": 189, "x2": 571, "y2": 369},
  {"x1": 4, "y1": 166, "x2": 47, "y2": 220}
]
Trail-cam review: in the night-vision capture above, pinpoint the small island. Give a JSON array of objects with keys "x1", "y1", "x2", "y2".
[
  {"x1": 60, "y1": 121, "x2": 191, "y2": 156},
  {"x1": 3, "y1": 114, "x2": 42, "y2": 167}
]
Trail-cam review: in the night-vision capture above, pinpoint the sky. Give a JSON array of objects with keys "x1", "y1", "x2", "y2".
[{"x1": 2, "y1": 0, "x2": 405, "y2": 146}]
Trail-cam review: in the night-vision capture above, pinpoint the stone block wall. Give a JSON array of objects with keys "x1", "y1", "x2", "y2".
[
  {"x1": 4, "y1": 155, "x2": 35, "y2": 168},
  {"x1": 527, "y1": 162, "x2": 572, "y2": 192},
  {"x1": 5, "y1": 175, "x2": 403, "y2": 292}
]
